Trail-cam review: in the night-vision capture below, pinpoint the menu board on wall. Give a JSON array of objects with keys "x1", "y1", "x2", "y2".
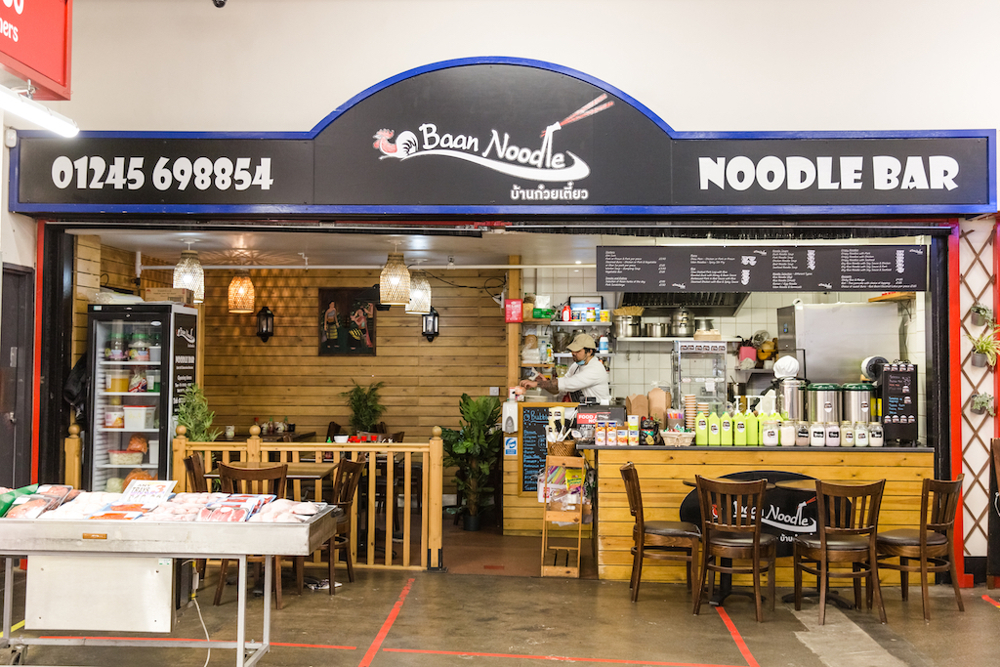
[
  {"x1": 879, "y1": 365, "x2": 919, "y2": 443},
  {"x1": 171, "y1": 312, "x2": 198, "y2": 417},
  {"x1": 520, "y1": 405, "x2": 551, "y2": 493},
  {"x1": 597, "y1": 245, "x2": 928, "y2": 292}
]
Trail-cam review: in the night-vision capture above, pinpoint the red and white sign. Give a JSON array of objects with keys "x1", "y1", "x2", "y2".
[
  {"x1": 0, "y1": 0, "x2": 72, "y2": 100},
  {"x1": 504, "y1": 299, "x2": 523, "y2": 323}
]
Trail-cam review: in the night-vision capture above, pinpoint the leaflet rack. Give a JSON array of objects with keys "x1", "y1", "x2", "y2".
[{"x1": 540, "y1": 455, "x2": 586, "y2": 578}]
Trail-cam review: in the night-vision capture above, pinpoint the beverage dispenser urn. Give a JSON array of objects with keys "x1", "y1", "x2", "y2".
[
  {"x1": 842, "y1": 383, "x2": 874, "y2": 424},
  {"x1": 777, "y1": 378, "x2": 807, "y2": 421},
  {"x1": 806, "y1": 383, "x2": 842, "y2": 424}
]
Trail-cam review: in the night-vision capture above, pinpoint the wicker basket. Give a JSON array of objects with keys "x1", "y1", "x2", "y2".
[{"x1": 548, "y1": 439, "x2": 577, "y2": 456}]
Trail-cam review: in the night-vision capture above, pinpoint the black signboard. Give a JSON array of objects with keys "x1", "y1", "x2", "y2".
[
  {"x1": 989, "y1": 454, "x2": 1000, "y2": 579},
  {"x1": 880, "y1": 365, "x2": 919, "y2": 444},
  {"x1": 9, "y1": 58, "x2": 995, "y2": 217},
  {"x1": 521, "y1": 405, "x2": 552, "y2": 493},
  {"x1": 598, "y1": 244, "x2": 928, "y2": 292},
  {"x1": 171, "y1": 313, "x2": 198, "y2": 416}
]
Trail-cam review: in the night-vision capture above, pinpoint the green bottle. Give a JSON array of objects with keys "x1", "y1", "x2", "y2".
[
  {"x1": 720, "y1": 410, "x2": 734, "y2": 446},
  {"x1": 707, "y1": 410, "x2": 721, "y2": 446},
  {"x1": 745, "y1": 410, "x2": 759, "y2": 446},
  {"x1": 695, "y1": 411, "x2": 709, "y2": 446},
  {"x1": 733, "y1": 410, "x2": 747, "y2": 446}
]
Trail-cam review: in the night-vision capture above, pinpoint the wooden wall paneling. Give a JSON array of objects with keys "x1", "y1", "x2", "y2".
[{"x1": 594, "y1": 448, "x2": 934, "y2": 585}]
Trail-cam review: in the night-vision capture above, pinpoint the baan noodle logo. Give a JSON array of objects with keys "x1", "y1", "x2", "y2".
[
  {"x1": 176, "y1": 327, "x2": 196, "y2": 345},
  {"x1": 372, "y1": 95, "x2": 613, "y2": 189}
]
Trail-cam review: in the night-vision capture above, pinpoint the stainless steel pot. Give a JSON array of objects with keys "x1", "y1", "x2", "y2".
[
  {"x1": 777, "y1": 378, "x2": 807, "y2": 421},
  {"x1": 645, "y1": 322, "x2": 666, "y2": 338},
  {"x1": 842, "y1": 383, "x2": 874, "y2": 423},
  {"x1": 671, "y1": 308, "x2": 694, "y2": 336},
  {"x1": 672, "y1": 322, "x2": 694, "y2": 337},
  {"x1": 694, "y1": 317, "x2": 715, "y2": 331},
  {"x1": 614, "y1": 316, "x2": 641, "y2": 338},
  {"x1": 806, "y1": 383, "x2": 842, "y2": 423}
]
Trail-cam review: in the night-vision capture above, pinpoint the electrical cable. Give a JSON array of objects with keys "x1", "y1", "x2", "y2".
[{"x1": 181, "y1": 559, "x2": 212, "y2": 667}]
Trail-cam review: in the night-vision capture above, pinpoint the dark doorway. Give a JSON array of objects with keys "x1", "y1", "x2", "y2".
[{"x1": 1, "y1": 264, "x2": 34, "y2": 488}]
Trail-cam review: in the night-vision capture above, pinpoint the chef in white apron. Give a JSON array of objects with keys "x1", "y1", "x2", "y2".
[{"x1": 519, "y1": 333, "x2": 611, "y2": 404}]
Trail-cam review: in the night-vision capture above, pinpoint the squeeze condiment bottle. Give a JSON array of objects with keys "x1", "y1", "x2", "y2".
[
  {"x1": 707, "y1": 411, "x2": 721, "y2": 446},
  {"x1": 745, "y1": 410, "x2": 759, "y2": 446},
  {"x1": 695, "y1": 411, "x2": 709, "y2": 446},
  {"x1": 720, "y1": 411, "x2": 733, "y2": 446},
  {"x1": 733, "y1": 410, "x2": 747, "y2": 446}
]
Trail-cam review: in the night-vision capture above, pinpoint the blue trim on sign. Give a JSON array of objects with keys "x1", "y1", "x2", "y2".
[{"x1": 9, "y1": 56, "x2": 998, "y2": 215}]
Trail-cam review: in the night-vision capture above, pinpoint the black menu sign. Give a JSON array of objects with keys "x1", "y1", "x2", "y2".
[
  {"x1": 521, "y1": 405, "x2": 551, "y2": 493},
  {"x1": 598, "y1": 245, "x2": 927, "y2": 292},
  {"x1": 879, "y1": 364, "x2": 919, "y2": 443},
  {"x1": 171, "y1": 313, "x2": 198, "y2": 416}
]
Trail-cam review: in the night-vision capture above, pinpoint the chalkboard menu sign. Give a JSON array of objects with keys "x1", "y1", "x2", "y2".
[
  {"x1": 597, "y1": 245, "x2": 927, "y2": 292},
  {"x1": 879, "y1": 364, "x2": 919, "y2": 443},
  {"x1": 521, "y1": 404, "x2": 557, "y2": 493}
]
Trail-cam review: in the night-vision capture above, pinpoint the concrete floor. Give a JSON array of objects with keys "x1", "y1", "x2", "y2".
[{"x1": 3, "y1": 559, "x2": 998, "y2": 667}]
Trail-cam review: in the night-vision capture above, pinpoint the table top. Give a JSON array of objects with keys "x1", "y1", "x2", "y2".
[{"x1": 206, "y1": 461, "x2": 338, "y2": 480}]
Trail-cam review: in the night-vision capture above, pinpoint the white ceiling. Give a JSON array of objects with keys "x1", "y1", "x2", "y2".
[{"x1": 66, "y1": 226, "x2": 631, "y2": 268}]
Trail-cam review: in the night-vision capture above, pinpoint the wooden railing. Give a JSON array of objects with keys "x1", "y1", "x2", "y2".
[{"x1": 63, "y1": 424, "x2": 443, "y2": 570}]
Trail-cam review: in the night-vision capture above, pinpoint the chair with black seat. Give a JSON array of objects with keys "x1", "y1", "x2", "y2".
[
  {"x1": 793, "y1": 479, "x2": 887, "y2": 625},
  {"x1": 620, "y1": 462, "x2": 700, "y2": 601},
  {"x1": 214, "y1": 463, "x2": 288, "y2": 608},
  {"x1": 876, "y1": 475, "x2": 964, "y2": 620},
  {"x1": 326, "y1": 421, "x2": 343, "y2": 441},
  {"x1": 183, "y1": 453, "x2": 210, "y2": 582},
  {"x1": 326, "y1": 453, "x2": 368, "y2": 593},
  {"x1": 693, "y1": 476, "x2": 776, "y2": 622}
]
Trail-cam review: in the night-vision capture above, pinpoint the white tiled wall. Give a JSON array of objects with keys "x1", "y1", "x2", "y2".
[{"x1": 524, "y1": 268, "x2": 929, "y2": 440}]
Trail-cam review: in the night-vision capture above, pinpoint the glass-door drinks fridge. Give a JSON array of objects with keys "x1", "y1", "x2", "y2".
[{"x1": 85, "y1": 303, "x2": 198, "y2": 492}]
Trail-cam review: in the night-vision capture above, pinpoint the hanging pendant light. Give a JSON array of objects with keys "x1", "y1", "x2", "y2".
[
  {"x1": 405, "y1": 270, "x2": 432, "y2": 314},
  {"x1": 228, "y1": 269, "x2": 256, "y2": 314},
  {"x1": 380, "y1": 248, "x2": 411, "y2": 306},
  {"x1": 173, "y1": 242, "x2": 205, "y2": 304}
]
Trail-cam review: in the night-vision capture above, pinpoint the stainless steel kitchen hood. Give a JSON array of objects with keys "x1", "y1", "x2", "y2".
[{"x1": 619, "y1": 292, "x2": 750, "y2": 317}]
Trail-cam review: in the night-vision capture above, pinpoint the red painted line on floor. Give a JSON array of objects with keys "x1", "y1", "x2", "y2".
[
  {"x1": 382, "y1": 648, "x2": 743, "y2": 667},
  {"x1": 40, "y1": 635, "x2": 354, "y2": 649},
  {"x1": 714, "y1": 607, "x2": 759, "y2": 667},
  {"x1": 981, "y1": 594, "x2": 1000, "y2": 609},
  {"x1": 358, "y1": 577, "x2": 415, "y2": 667}
]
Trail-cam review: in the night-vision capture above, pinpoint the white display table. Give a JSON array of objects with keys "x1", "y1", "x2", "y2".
[{"x1": 0, "y1": 506, "x2": 339, "y2": 667}]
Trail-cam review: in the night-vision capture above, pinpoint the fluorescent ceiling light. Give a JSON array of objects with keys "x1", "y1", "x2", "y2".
[{"x1": 0, "y1": 83, "x2": 78, "y2": 138}]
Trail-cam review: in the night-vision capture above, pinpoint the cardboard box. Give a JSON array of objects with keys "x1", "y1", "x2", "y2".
[{"x1": 144, "y1": 288, "x2": 193, "y2": 305}]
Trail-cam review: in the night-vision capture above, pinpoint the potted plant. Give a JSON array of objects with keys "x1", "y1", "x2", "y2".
[
  {"x1": 970, "y1": 392, "x2": 996, "y2": 417},
  {"x1": 340, "y1": 380, "x2": 386, "y2": 434},
  {"x1": 967, "y1": 326, "x2": 1000, "y2": 367},
  {"x1": 442, "y1": 393, "x2": 502, "y2": 531},
  {"x1": 971, "y1": 303, "x2": 994, "y2": 327},
  {"x1": 177, "y1": 383, "x2": 222, "y2": 442}
]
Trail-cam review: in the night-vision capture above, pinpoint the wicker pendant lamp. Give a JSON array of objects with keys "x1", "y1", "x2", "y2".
[
  {"x1": 173, "y1": 242, "x2": 205, "y2": 303},
  {"x1": 379, "y1": 247, "x2": 411, "y2": 306},
  {"x1": 405, "y1": 270, "x2": 431, "y2": 314},
  {"x1": 227, "y1": 269, "x2": 255, "y2": 314}
]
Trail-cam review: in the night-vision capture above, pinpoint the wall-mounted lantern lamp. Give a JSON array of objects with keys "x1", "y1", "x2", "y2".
[
  {"x1": 256, "y1": 306, "x2": 274, "y2": 342},
  {"x1": 422, "y1": 307, "x2": 439, "y2": 342}
]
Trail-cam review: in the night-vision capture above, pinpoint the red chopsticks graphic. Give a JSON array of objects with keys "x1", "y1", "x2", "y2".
[{"x1": 541, "y1": 94, "x2": 615, "y2": 137}]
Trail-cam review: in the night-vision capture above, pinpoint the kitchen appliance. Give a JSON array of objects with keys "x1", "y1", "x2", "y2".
[
  {"x1": 672, "y1": 340, "x2": 727, "y2": 414},
  {"x1": 806, "y1": 383, "x2": 841, "y2": 424},
  {"x1": 671, "y1": 308, "x2": 695, "y2": 337},
  {"x1": 85, "y1": 303, "x2": 198, "y2": 492},
  {"x1": 842, "y1": 383, "x2": 874, "y2": 423},
  {"x1": 777, "y1": 378, "x2": 807, "y2": 421},
  {"x1": 777, "y1": 303, "x2": 900, "y2": 384},
  {"x1": 644, "y1": 322, "x2": 667, "y2": 338}
]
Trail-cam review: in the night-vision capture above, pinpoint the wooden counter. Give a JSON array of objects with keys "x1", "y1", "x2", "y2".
[{"x1": 586, "y1": 445, "x2": 934, "y2": 585}]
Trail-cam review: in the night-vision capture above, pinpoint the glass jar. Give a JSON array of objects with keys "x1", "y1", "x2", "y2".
[
  {"x1": 869, "y1": 422, "x2": 884, "y2": 447},
  {"x1": 780, "y1": 420, "x2": 796, "y2": 446},
  {"x1": 129, "y1": 333, "x2": 150, "y2": 361},
  {"x1": 106, "y1": 333, "x2": 127, "y2": 361},
  {"x1": 810, "y1": 421, "x2": 826, "y2": 447},
  {"x1": 796, "y1": 421, "x2": 810, "y2": 447},
  {"x1": 761, "y1": 420, "x2": 779, "y2": 446},
  {"x1": 826, "y1": 422, "x2": 841, "y2": 447},
  {"x1": 854, "y1": 422, "x2": 870, "y2": 447},
  {"x1": 840, "y1": 421, "x2": 855, "y2": 447}
]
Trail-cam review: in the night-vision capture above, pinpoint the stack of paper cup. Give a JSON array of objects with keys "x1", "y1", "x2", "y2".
[{"x1": 684, "y1": 395, "x2": 697, "y2": 429}]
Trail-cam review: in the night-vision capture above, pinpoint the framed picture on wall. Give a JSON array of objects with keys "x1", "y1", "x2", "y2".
[{"x1": 319, "y1": 288, "x2": 376, "y2": 356}]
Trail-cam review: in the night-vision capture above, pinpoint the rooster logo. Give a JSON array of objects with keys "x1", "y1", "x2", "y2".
[{"x1": 373, "y1": 129, "x2": 418, "y2": 159}]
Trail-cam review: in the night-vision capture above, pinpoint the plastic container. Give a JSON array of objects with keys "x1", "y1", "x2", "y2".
[
  {"x1": 869, "y1": 422, "x2": 884, "y2": 447},
  {"x1": 128, "y1": 333, "x2": 150, "y2": 361},
  {"x1": 106, "y1": 333, "x2": 128, "y2": 361},
  {"x1": 104, "y1": 406, "x2": 125, "y2": 428},
  {"x1": 108, "y1": 450, "x2": 144, "y2": 465},
  {"x1": 826, "y1": 422, "x2": 841, "y2": 447},
  {"x1": 810, "y1": 422, "x2": 826, "y2": 447},
  {"x1": 854, "y1": 422, "x2": 870, "y2": 447},
  {"x1": 841, "y1": 421, "x2": 855, "y2": 447},
  {"x1": 146, "y1": 369, "x2": 161, "y2": 392},
  {"x1": 795, "y1": 421, "x2": 810, "y2": 447},
  {"x1": 123, "y1": 405, "x2": 156, "y2": 430},
  {"x1": 106, "y1": 370, "x2": 130, "y2": 393},
  {"x1": 149, "y1": 345, "x2": 162, "y2": 362},
  {"x1": 780, "y1": 421, "x2": 796, "y2": 446},
  {"x1": 761, "y1": 420, "x2": 779, "y2": 446}
]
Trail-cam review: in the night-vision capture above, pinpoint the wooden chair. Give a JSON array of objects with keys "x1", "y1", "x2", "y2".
[
  {"x1": 326, "y1": 453, "x2": 368, "y2": 593},
  {"x1": 693, "y1": 476, "x2": 776, "y2": 622},
  {"x1": 876, "y1": 475, "x2": 964, "y2": 620},
  {"x1": 326, "y1": 421, "x2": 343, "y2": 441},
  {"x1": 183, "y1": 454, "x2": 209, "y2": 582},
  {"x1": 793, "y1": 480, "x2": 887, "y2": 625},
  {"x1": 620, "y1": 462, "x2": 700, "y2": 600},
  {"x1": 214, "y1": 463, "x2": 288, "y2": 608}
]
